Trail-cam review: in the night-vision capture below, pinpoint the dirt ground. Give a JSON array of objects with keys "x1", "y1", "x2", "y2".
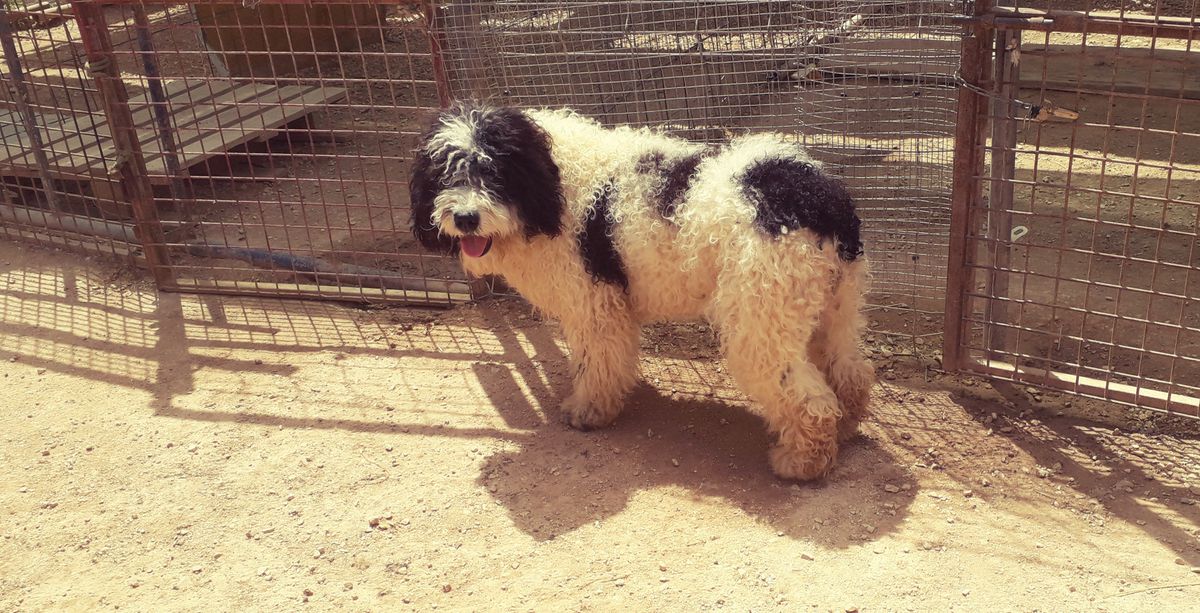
[{"x1": 3, "y1": 242, "x2": 1200, "y2": 612}]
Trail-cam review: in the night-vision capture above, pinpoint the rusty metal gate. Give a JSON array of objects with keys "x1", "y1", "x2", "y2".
[{"x1": 944, "y1": 1, "x2": 1200, "y2": 417}]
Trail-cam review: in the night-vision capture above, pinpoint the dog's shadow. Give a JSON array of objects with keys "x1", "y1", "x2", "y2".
[{"x1": 478, "y1": 383, "x2": 916, "y2": 546}]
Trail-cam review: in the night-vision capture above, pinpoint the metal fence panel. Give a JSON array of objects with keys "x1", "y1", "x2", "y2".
[{"x1": 946, "y1": 0, "x2": 1200, "y2": 417}]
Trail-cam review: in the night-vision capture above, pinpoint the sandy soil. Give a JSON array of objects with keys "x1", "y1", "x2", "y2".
[{"x1": 2, "y1": 242, "x2": 1200, "y2": 612}]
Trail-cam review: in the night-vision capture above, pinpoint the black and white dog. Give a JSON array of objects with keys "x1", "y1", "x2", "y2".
[{"x1": 410, "y1": 103, "x2": 873, "y2": 480}]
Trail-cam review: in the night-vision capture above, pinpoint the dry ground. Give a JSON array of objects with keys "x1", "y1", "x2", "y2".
[{"x1": 2, "y1": 242, "x2": 1200, "y2": 612}]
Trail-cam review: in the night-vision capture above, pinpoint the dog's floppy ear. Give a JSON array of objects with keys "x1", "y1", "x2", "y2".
[
  {"x1": 408, "y1": 135, "x2": 458, "y2": 255},
  {"x1": 476, "y1": 107, "x2": 564, "y2": 239}
]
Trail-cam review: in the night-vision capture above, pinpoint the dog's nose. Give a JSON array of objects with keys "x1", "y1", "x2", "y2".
[{"x1": 453, "y1": 212, "x2": 480, "y2": 233}]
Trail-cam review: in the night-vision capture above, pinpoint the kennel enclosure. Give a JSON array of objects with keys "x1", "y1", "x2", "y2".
[{"x1": 0, "y1": 0, "x2": 1197, "y2": 418}]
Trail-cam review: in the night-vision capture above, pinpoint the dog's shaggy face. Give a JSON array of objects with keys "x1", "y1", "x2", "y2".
[{"x1": 409, "y1": 105, "x2": 565, "y2": 258}]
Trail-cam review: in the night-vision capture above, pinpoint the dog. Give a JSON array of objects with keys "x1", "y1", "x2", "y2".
[{"x1": 409, "y1": 103, "x2": 874, "y2": 480}]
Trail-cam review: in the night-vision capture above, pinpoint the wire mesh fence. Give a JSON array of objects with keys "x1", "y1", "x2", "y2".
[
  {"x1": 4, "y1": 1, "x2": 1198, "y2": 417},
  {"x1": 0, "y1": 0, "x2": 962, "y2": 328},
  {"x1": 946, "y1": 0, "x2": 1200, "y2": 417},
  {"x1": 439, "y1": 0, "x2": 962, "y2": 332}
]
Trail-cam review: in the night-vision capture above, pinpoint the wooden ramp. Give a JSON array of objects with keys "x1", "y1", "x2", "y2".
[{"x1": 0, "y1": 79, "x2": 347, "y2": 187}]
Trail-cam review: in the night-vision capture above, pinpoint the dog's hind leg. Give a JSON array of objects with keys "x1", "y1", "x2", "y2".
[
  {"x1": 819, "y1": 259, "x2": 876, "y2": 442},
  {"x1": 711, "y1": 246, "x2": 842, "y2": 480},
  {"x1": 559, "y1": 299, "x2": 640, "y2": 431}
]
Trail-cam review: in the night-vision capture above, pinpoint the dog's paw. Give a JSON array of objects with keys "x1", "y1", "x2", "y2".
[
  {"x1": 560, "y1": 395, "x2": 618, "y2": 431},
  {"x1": 768, "y1": 442, "x2": 837, "y2": 481},
  {"x1": 836, "y1": 419, "x2": 862, "y2": 443}
]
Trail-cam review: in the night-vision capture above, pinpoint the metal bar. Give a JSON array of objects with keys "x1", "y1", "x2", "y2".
[
  {"x1": 131, "y1": 4, "x2": 194, "y2": 206},
  {"x1": 969, "y1": 358, "x2": 1200, "y2": 417},
  {"x1": 0, "y1": 3, "x2": 66, "y2": 213},
  {"x1": 421, "y1": 0, "x2": 453, "y2": 107},
  {"x1": 171, "y1": 278, "x2": 469, "y2": 307},
  {"x1": 957, "y1": 8, "x2": 1200, "y2": 40},
  {"x1": 71, "y1": 1, "x2": 174, "y2": 287},
  {"x1": 982, "y1": 29, "x2": 1020, "y2": 360},
  {"x1": 942, "y1": 0, "x2": 993, "y2": 370},
  {"x1": 0, "y1": 203, "x2": 139, "y2": 242}
]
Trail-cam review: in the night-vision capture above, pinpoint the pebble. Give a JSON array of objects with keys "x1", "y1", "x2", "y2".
[
  {"x1": 671, "y1": 459, "x2": 680, "y2": 467},
  {"x1": 883, "y1": 484, "x2": 901, "y2": 493},
  {"x1": 191, "y1": 566, "x2": 203, "y2": 574},
  {"x1": 1179, "y1": 498, "x2": 1196, "y2": 506},
  {"x1": 442, "y1": 584, "x2": 452, "y2": 593},
  {"x1": 800, "y1": 553, "x2": 815, "y2": 561},
  {"x1": 963, "y1": 489, "x2": 974, "y2": 498}
]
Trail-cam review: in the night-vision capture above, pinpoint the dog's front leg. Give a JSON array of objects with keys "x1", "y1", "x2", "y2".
[{"x1": 559, "y1": 308, "x2": 639, "y2": 431}]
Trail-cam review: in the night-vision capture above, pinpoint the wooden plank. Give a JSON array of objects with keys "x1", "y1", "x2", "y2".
[
  {"x1": 149, "y1": 85, "x2": 345, "y2": 176},
  {"x1": 1019, "y1": 44, "x2": 1200, "y2": 101},
  {"x1": 2, "y1": 80, "x2": 346, "y2": 187}
]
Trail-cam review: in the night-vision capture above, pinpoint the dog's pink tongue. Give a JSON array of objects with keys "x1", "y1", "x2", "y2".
[{"x1": 459, "y1": 236, "x2": 492, "y2": 258}]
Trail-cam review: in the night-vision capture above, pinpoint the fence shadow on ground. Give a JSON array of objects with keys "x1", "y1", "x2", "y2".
[
  {"x1": 0, "y1": 252, "x2": 916, "y2": 549},
  {"x1": 3, "y1": 251, "x2": 1198, "y2": 562}
]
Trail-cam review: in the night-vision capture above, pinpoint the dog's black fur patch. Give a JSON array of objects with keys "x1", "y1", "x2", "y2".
[
  {"x1": 408, "y1": 144, "x2": 459, "y2": 254},
  {"x1": 636, "y1": 150, "x2": 708, "y2": 220},
  {"x1": 409, "y1": 104, "x2": 565, "y2": 254},
  {"x1": 741, "y1": 157, "x2": 863, "y2": 261},
  {"x1": 578, "y1": 181, "x2": 629, "y2": 291}
]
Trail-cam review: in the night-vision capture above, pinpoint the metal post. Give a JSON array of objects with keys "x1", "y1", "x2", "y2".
[
  {"x1": 71, "y1": 1, "x2": 173, "y2": 287},
  {"x1": 983, "y1": 28, "x2": 1021, "y2": 361},
  {"x1": 132, "y1": 4, "x2": 194, "y2": 207},
  {"x1": 942, "y1": 0, "x2": 994, "y2": 370},
  {"x1": 0, "y1": 3, "x2": 66, "y2": 213},
  {"x1": 421, "y1": 0, "x2": 454, "y2": 108}
]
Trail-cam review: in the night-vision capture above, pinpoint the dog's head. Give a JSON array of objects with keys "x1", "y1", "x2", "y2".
[{"x1": 409, "y1": 103, "x2": 564, "y2": 258}]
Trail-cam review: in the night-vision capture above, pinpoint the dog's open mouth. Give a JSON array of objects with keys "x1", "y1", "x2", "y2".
[{"x1": 459, "y1": 235, "x2": 493, "y2": 258}]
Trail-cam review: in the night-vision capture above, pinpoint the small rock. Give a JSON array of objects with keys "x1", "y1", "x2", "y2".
[
  {"x1": 40, "y1": 450, "x2": 49, "y2": 457},
  {"x1": 129, "y1": 580, "x2": 140, "y2": 588},
  {"x1": 442, "y1": 584, "x2": 452, "y2": 593},
  {"x1": 671, "y1": 458, "x2": 680, "y2": 467},
  {"x1": 1176, "y1": 558, "x2": 1186, "y2": 566},
  {"x1": 191, "y1": 566, "x2": 203, "y2": 574},
  {"x1": 39, "y1": 501, "x2": 57, "y2": 509},
  {"x1": 1036, "y1": 467, "x2": 1051, "y2": 479},
  {"x1": 1179, "y1": 498, "x2": 1196, "y2": 506},
  {"x1": 800, "y1": 553, "x2": 815, "y2": 561},
  {"x1": 963, "y1": 490, "x2": 974, "y2": 498},
  {"x1": 303, "y1": 588, "x2": 314, "y2": 597},
  {"x1": 883, "y1": 484, "x2": 901, "y2": 493},
  {"x1": 1113, "y1": 479, "x2": 1135, "y2": 492}
]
